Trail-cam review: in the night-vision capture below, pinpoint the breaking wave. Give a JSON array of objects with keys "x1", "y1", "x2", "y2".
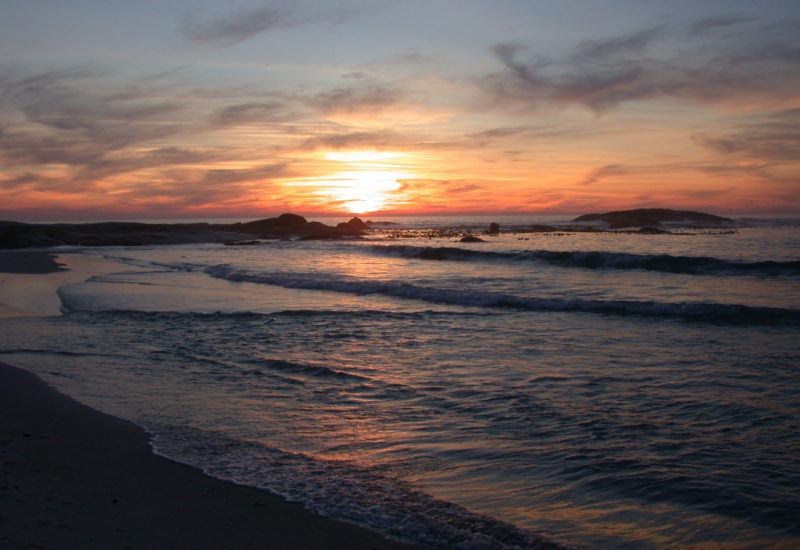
[
  {"x1": 370, "y1": 245, "x2": 800, "y2": 277},
  {"x1": 204, "y1": 265, "x2": 800, "y2": 325}
]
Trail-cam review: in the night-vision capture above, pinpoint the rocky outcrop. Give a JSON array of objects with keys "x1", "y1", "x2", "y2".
[
  {"x1": 336, "y1": 217, "x2": 370, "y2": 232},
  {"x1": 0, "y1": 213, "x2": 370, "y2": 249},
  {"x1": 0, "y1": 221, "x2": 251, "y2": 248},
  {"x1": 574, "y1": 208, "x2": 731, "y2": 229}
]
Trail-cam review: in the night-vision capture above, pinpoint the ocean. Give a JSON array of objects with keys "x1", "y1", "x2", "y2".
[{"x1": 2, "y1": 214, "x2": 799, "y2": 549}]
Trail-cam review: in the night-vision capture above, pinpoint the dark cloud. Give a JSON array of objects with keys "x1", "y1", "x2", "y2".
[
  {"x1": 689, "y1": 15, "x2": 756, "y2": 36},
  {"x1": 465, "y1": 125, "x2": 576, "y2": 148},
  {"x1": 189, "y1": 162, "x2": 289, "y2": 188},
  {"x1": 181, "y1": 6, "x2": 291, "y2": 46},
  {"x1": 306, "y1": 84, "x2": 404, "y2": 117},
  {"x1": 0, "y1": 172, "x2": 40, "y2": 189},
  {"x1": 574, "y1": 28, "x2": 662, "y2": 60},
  {"x1": 467, "y1": 126, "x2": 528, "y2": 143},
  {"x1": 297, "y1": 129, "x2": 409, "y2": 151},
  {"x1": 694, "y1": 109, "x2": 800, "y2": 161},
  {"x1": 0, "y1": 67, "x2": 201, "y2": 196},
  {"x1": 210, "y1": 101, "x2": 296, "y2": 127},
  {"x1": 0, "y1": 67, "x2": 186, "y2": 156},
  {"x1": 0, "y1": 66, "x2": 99, "y2": 104},
  {"x1": 181, "y1": 4, "x2": 363, "y2": 47},
  {"x1": 72, "y1": 147, "x2": 233, "y2": 186},
  {"x1": 0, "y1": 67, "x2": 293, "y2": 202},
  {"x1": 446, "y1": 183, "x2": 482, "y2": 194},
  {"x1": 104, "y1": 161, "x2": 291, "y2": 210},
  {"x1": 483, "y1": 19, "x2": 800, "y2": 112}
]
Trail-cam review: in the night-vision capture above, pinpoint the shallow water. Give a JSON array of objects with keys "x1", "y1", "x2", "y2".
[{"x1": 1, "y1": 216, "x2": 798, "y2": 549}]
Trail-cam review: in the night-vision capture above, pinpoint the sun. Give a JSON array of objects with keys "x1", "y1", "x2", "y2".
[
  {"x1": 342, "y1": 199, "x2": 383, "y2": 214},
  {"x1": 316, "y1": 150, "x2": 418, "y2": 213},
  {"x1": 322, "y1": 169, "x2": 410, "y2": 213},
  {"x1": 282, "y1": 150, "x2": 418, "y2": 213}
]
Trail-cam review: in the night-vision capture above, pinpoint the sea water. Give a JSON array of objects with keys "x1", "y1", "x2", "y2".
[{"x1": 1, "y1": 215, "x2": 798, "y2": 549}]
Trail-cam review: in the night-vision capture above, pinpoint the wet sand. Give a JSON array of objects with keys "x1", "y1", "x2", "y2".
[
  {"x1": 0, "y1": 251, "x2": 121, "y2": 317},
  {"x1": 0, "y1": 362, "x2": 426, "y2": 550}
]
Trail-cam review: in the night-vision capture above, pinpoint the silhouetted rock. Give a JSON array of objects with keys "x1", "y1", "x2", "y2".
[
  {"x1": 276, "y1": 213, "x2": 308, "y2": 226},
  {"x1": 527, "y1": 225, "x2": 558, "y2": 232},
  {"x1": 0, "y1": 220, "x2": 252, "y2": 248},
  {"x1": 0, "y1": 213, "x2": 370, "y2": 248},
  {"x1": 487, "y1": 222, "x2": 500, "y2": 234},
  {"x1": 336, "y1": 217, "x2": 370, "y2": 232},
  {"x1": 574, "y1": 208, "x2": 731, "y2": 229},
  {"x1": 225, "y1": 214, "x2": 367, "y2": 240},
  {"x1": 459, "y1": 235, "x2": 486, "y2": 242},
  {"x1": 638, "y1": 226, "x2": 670, "y2": 234}
]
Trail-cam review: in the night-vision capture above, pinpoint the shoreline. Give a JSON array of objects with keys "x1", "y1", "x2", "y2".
[
  {"x1": 0, "y1": 361, "x2": 427, "y2": 550},
  {"x1": 0, "y1": 250, "x2": 129, "y2": 318},
  {"x1": 0, "y1": 252, "x2": 427, "y2": 549}
]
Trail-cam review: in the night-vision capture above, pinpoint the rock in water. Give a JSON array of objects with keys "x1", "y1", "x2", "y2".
[{"x1": 336, "y1": 217, "x2": 370, "y2": 232}]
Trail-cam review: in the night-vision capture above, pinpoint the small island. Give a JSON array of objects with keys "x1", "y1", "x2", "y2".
[{"x1": 573, "y1": 208, "x2": 731, "y2": 229}]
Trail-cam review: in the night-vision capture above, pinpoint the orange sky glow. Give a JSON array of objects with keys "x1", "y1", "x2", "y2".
[{"x1": 1, "y1": 1, "x2": 798, "y2": 221}]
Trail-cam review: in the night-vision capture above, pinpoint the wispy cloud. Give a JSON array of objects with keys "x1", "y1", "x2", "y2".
[
  {"x1": 576, "y1": 159, "x2": 793, "y2": 192},
  {"x1": 210, "y1": 101, "x2": 297, "y2": 127},
  {"x1": 0, "y1": 68, "x2": 194, "y2": 190},
  {"x1": 577, "y1": 164, "x2": 630, "y2": 186},
  {"x1": 688, "y1": 15, "x2": 755, "y2": 36},
  {"x1": 306, "y1": 83, "x2": 406, "y2": 119},
  {"x1": 181, "y1": 5, "x2": 292, "y2": 46},
  {"x1": 694, "y1": 109, "x2": 800, "y2": 161},
  {"x1": 296, "y1": 128, "x2": 410, "y2": 151},
  {"x1": 180, "y1": 3, "x2": 363, "y2": 47},
  {"x1": 482, "y1": 19, "x2": 800, "y2": 113}
]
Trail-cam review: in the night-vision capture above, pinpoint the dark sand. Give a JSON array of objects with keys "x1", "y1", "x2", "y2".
[
  {"x1": 0, "y1": 251, "x2": 66, "y2": 274},
  {"x1": 0, "y1": 363, "x2": 427, "y2": 550}
]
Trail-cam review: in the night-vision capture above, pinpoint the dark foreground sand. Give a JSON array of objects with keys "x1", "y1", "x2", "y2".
[
  {"x1": 0, "y1": 250, "x2": 66, "y2": 274},
  {"x1": 0, "y1": 362, "x2": 427, "y2": 550}
]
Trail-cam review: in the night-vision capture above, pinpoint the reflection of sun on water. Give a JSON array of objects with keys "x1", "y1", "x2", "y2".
[{"x1": 287, "y1": 151, "x2": 416, "y2": 214}]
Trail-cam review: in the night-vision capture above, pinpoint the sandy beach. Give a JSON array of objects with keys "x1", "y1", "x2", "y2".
[
  {"x1": 0, "y1": 252, "x2": 426, "y2": 550},
  {"x1": 0, "y1": 250, "x2": 75, "y2": 317},
  {"x1": 0, "y1": 362, "x2": 426, "y2": 550}
]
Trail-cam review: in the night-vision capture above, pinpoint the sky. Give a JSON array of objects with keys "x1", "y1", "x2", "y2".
[{"x1": 1, "y1": 0, "x2": 799, "y2": 221}]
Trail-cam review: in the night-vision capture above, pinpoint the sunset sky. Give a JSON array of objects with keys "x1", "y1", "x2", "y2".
[{"x1": 1, "y1": 0, "x2": 798, "y2": 220}]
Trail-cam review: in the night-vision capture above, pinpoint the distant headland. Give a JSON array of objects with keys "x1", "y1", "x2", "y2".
[
  {"x1": 0, "y1": 214, "x2": 371, "y2": 249},
  {"x1": 573, "y1": 208, "x2": 731, "y2": 229}
]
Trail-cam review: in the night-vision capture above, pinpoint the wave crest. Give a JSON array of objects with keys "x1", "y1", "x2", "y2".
[
  {"x1": 371, "y1": 245, "x2": 800, "y2": 277},
  {"x1": 204, "y1": 265, "x2": 800, "y2": 325}
]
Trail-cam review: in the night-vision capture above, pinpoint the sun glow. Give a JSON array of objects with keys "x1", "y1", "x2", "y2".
[
  {"x1": 284, "y1": 150, "x2": 417, "y2": 214},
  {"x1": 315, "y1": 169, "x2": 411, "y2": 213},
  {"x1": 325, "y1": 151, "x2": 407, "y2": 164}
]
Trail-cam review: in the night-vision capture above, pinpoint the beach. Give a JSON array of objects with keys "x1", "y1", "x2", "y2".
[
  {"x1": 1, "y1": 218, "x2": 797, "y2": 548},
  {"x1": 0, "y1": 252, "x2": 426, "y2": 550}
]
